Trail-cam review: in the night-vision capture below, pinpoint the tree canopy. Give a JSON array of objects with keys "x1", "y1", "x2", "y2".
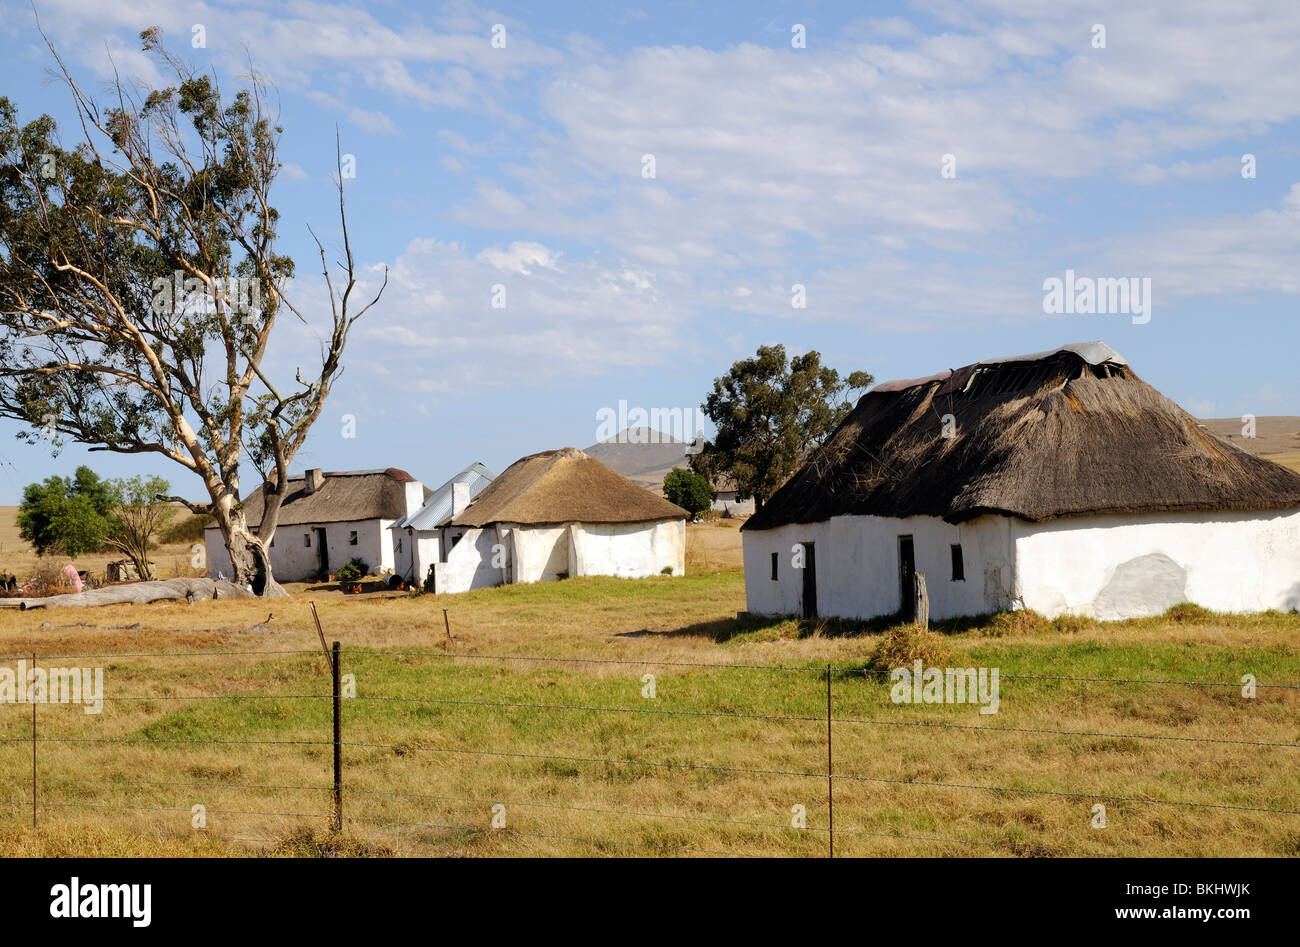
[
  {"x1": 692, "y1": 345, "x2": 872, "y2": 510},
  {"x1": 17, "y1": 465, "x2": 117, "y2": 558},
  {"x1": 663, "y1": 467, "x2": 714, "y2": 520}
]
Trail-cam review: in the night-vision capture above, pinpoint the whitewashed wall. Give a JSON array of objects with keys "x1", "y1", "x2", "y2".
[
  {"x1": 205, "y1": 518, "x2": 396, "y2": 583},
  {"x1": 431, "y1": 520, "x2": 686, "y2": 594},
  {"x1": 742, "y1": 514, "x2": 1016, "y2": 620},
  {"x1": 711, "y1": 493, "x2": 756, "y2": 515},
  {"x1": 390, "y1": 526, "x2": 413, "y2": 582},
  {"x1": 389, "y1": 527, "x2": 441, "y2": 586},
  {"x1": 432, "y1": 528, "x2": 506, "y2": 593},
  {"x1": 570, "y1": 520, "x2": 686, "y2": 578},
  {"x1": 1013, "y1": 509, "x2": 1300, "y2": 618},
  {"x1": 511, "y1": 525, "x2": 572, "y2": 583}
]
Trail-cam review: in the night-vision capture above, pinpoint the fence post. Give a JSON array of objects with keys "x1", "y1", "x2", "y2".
[
  {"x1": 332, "y1": 640, "x2": 342, "y2": 833},
  {"x1": 826, "y1": 663, "x2": 833, "y2": 859},
  {"x1": 31, "y1": 652, "x2": 36, "y2": 829},
  {"x1": 913, "y1": 572, "x2": 929, "y2": 629}
]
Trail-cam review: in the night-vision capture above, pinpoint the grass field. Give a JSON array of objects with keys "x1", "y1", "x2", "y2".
[
  {"x1": 1260, "y1": 451, "x2": 1300, "y2": 474},
  {"x1": 0, "y1": 519, "x2": 1295, "y2": 858}
]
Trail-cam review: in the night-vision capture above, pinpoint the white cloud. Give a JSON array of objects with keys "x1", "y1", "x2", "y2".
[
  {"x1": 1097, "y1": 182, "x2": 1300, "y2": 299},
  {"x1": 476, "y1": 241, "x2": 561, "y2": 274},
  {"x1": 332, "y1": 239, "x2": 687, "y2": 388}
]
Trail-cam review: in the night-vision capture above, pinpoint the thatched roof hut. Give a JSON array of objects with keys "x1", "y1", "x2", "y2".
[
  {"x1": 431, "y1": 448, "x2": 688, "y2": 594},
  {"x1": 741, "y1": 342, "x2": 1300, "y2": 623},
  {"x1": 203, "y1": 467, "x2": 427, "y2": 584},
  {"x1": 452, "y1": 448, "x2": 688, "y2": 527},
  {"x1": 747, "y1": 341, "x2": 1300, "y2": 530}
]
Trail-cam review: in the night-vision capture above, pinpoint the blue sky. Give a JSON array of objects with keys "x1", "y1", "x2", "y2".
[{"x1": 1, "y1": 0, "x2": 1299, "y2": 503}]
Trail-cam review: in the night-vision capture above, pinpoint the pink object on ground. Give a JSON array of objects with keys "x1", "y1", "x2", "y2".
[{"x1": 59, "y1": 564, "x2": 83, "y2": 593}]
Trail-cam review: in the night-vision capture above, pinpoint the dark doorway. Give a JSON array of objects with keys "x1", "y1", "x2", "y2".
[
  {"x1": 316, "y1": 527, "x2": 329, "y2": 580},
  {"x1": 898, "y1": 535, "x2": 916, "y2": 620},
  {"x1": 801, "y1": 542, "x2": 818, "y2": 619}
]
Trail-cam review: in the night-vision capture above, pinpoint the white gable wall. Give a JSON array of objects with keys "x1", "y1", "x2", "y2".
[
  {"x1": 742, "y1": 514, "x2": 1016, "y2": 621},
  {"x1": 433, "y1": 527, "x2": 505, "y2": 593},
  {"x1": 1013, "y1": 509, "x2": 1300, "y2": 618}
]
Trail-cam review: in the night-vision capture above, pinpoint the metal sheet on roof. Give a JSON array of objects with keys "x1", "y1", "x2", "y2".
[
  {"x1": 391, "y1": 462, "x2": 495, "y2": 531},
  {"x1": 869, "y1": 341, "x2": 1126, "y2": 394},
  {"x1": 978, "y1": 341, "x2": 1126, "y2": 367}
]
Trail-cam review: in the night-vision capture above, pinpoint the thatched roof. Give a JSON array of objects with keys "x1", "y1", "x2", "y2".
[
  {"x1": 745, "y1": 342, "x2": 1300, "y2": 530},
  {"x1": 451, "y1": 448, "x2": 689, "y2": 527},
  {"x1": 206, "y1": 468, "x2": 426, "y2": 529}
]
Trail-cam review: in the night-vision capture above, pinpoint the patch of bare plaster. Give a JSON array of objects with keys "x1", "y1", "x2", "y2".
[{"x1": 1093, "y1": 552, "x2": 1187, "y2": 621}]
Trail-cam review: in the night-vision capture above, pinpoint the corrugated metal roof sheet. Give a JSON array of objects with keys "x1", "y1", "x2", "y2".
[
  {"x1": 869, "y1": 341, "x2": 1127, "y2": 394},
  {"x1": 978, "y1": 340, "x2": 1126, "y2": 367},
  {"x1": 392, "y1": 462, "x2": 496, "y2": 531}
]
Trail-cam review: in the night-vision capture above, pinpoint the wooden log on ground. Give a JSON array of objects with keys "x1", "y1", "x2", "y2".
[{"x1": 19, "y1": 578, "x2": 260, "y2": 610}]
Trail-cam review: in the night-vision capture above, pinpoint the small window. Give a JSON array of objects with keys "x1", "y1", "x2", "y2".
[
  {"x1": 770, "y1": 552, "x2": 779, "y2": 581},
  {"x1": 397, "y1": 538, "x2": 402, "y2": 554},
  {"x1": 349, "y1": 530, "x2": 358, "y2": 546},
  {"x1": 304, "y1": 533, "x2": 311, "y2": 547},
  {"x1": 950, "y1": 544, "x2": 965, "y2": 581}
]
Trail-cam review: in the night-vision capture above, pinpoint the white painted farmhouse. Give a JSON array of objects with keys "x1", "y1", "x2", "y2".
[
  {"x1": 742, "y1": 342, "x2": 1300, "y2": 621},
  {"x1": 430, "y1": 447, "x2": 688, "y2": 594},
  {"x1": 389, "y1": 462, "x2": 496, "y2": 588},
  {"x1": 204, "y1": 468, "x2": 427, "y2": 583}
]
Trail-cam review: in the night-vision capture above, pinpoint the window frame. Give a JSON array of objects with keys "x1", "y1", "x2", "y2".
[{"x1": 950, "y1": 543, "x2": 965, "y2": 581}]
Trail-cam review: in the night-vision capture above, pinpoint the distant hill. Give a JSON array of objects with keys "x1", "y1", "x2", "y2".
[
  {"x1": 1199, "y1": 416, "x2": 1300, "y2": 474},
  {"x1": 583, "y1": 428, "x2": 693, "y2": 490},
  {"x1": 1199, "y1": 416, "x2": 1300, "y2": 455}
]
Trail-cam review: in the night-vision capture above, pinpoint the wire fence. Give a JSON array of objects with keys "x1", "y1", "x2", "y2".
[{"x1": 1, "y1": 630, "x2": 1296, "y2": 857}]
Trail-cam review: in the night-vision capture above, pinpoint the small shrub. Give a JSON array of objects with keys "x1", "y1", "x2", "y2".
[
  {"x1": 982, "y1": 609, "x2": 1052, "y2": 637},
  {"x1": 660, "y1": 565, "x2": 673, "y2": 575},
  {"x1": 869, "y1": 623, "x2": 952, "y2": 672},
  {"x1": 335, "y1": 558, "x2": 369, "y2": 585},
  {"x1": 1051, "y1": 614, "x2": 1095, "y2": 634},
  {"x1": 1163, "y1": 602, "x2": 1215, "y2": 624},
  {"x1": 268, "y1": 826, "x2": 393, "y2": 858}
]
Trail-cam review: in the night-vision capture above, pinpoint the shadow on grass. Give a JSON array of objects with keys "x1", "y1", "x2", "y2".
[
  {"x1": 618, "y1": 610, "x2": 1001, "y2": 644},
  {"x1": 621, "y1": 601, "x2": 1300, "y2": 644}
]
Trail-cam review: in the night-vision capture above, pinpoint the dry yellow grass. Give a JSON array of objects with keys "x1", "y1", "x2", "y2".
[
  {"x1": 0, "y1": 519, "x2": 1294, "y2": 858},
  {"x1": 1262, "y1": 451, "x2": 1300, "y2": 474}
]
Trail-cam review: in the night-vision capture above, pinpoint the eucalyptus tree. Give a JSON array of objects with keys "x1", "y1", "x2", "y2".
[{"x1": 0, "y1": 28, "x2": 385, "y2": 594}]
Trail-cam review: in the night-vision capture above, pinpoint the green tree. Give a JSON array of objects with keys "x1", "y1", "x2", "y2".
[
  {"x1": 0, "y1": 28, "x2": 384, "y2": 595},
  {"x1": 692, "y1": 345, "x2": 872, "y2": 510},
  {"x1": 663, "y1": 467, "x2": 714, "y2": 520},
  {"x1": 16, "y1": 465, "x2": 116, "y2": 557},
  {"x1": 103, "y1": 475, "x2": 176, "y2": 580}
]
